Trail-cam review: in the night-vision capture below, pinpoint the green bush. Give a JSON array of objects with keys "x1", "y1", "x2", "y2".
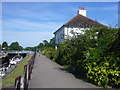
[
  {"x1": 41, "y1": 47, "x2": 59, "y2": 61},
  {"x1": 83, "y1": 28, "x2": 120, "y2": 88},
  {"x1": 43, "y1": 27, "x2": 120, "y2": 88}
]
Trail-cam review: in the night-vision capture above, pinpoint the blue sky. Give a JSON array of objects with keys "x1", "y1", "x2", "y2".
[{"x1": 2, "y1": 2, "x2": 118, "y2": 47}]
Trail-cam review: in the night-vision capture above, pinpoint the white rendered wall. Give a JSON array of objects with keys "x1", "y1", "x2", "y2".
[
  {"x1": 55, "y1": 26, "x2": 89, "y2": 45},
  {"x1": 55, "y1": 26, "x2": 65, "y2": 45},
  {"x1": 64, "y1": 26, "x2": 88, "y2": 40}
]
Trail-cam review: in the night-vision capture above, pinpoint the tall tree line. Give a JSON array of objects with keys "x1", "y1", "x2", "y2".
[
  {"x1": 25, "y1": 37, "x2": 55, "y2": 51},
  {"x1": 1, "y1": 37, "x2": 55, "y2": 51},
  {"x1": 2, "y1": 41, "x2": 23, "y2": 51}
]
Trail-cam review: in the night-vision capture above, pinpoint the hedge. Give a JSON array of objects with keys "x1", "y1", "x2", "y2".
[{"x1": 42, "y1": 27, "x2": 120, "y2": 88}]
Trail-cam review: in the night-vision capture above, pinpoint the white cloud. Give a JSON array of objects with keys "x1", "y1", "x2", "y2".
[
  {"x1": 3, "y1": 30, "x2": 54, "y2": 47},
  {"x1": 3, "y1": 18, "x2": 63, "y2": 31},
  {"x1": 2, "y1": 9, "x2": 64, "y2": 46},
  {"x1": 3, "y1": 8, "x2": 67, "y2": 21}
]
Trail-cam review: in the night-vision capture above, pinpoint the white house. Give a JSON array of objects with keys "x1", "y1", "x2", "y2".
[{"x1": 53, "y1": 7, "x2": 106, "y2": 45}]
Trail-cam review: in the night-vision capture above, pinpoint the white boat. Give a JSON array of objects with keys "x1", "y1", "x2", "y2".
[
  {"x1": 9, "y1": 55, "x2": 23, "y2": 65},
  {"x1": 0, "y1": 67, "x2": 6, "y2": 77},
  {"x1": 9, "y1": 58, "x2": 17, "y2": 65}
]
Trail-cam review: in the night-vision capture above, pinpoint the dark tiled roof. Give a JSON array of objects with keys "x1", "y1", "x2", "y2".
[
  {"x1": 64, "y1": 14, "x2": 107, "y2": 27},
  {"x1": 54, "y1": 14, "x2": 107, "y2": 34}
]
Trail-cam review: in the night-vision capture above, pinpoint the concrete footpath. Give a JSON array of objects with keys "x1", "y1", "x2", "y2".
[{"x1": 28, "y1": 54, "x2": 98, "y2": 88}]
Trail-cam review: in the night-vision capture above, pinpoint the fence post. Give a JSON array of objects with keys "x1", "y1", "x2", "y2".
[
  {"x1": 15, "y1": 76, "x2": 21, "y2": 90},
  {"x1": 28, "y1": 61, "x2": 31, "y2": 80},
  {"x1": 23, "y1": 65, "x2": 28, "y2": 90},
  {"x1": 15, "y1": 53, "x2": 36, "y2": 90}
]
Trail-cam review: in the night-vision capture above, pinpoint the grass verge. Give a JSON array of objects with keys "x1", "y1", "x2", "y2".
[{"x1": 0, "y1": 53, "x2": 33, "y2": 88}]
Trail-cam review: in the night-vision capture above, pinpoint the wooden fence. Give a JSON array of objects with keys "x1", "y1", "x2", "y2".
[{"x1": 14, "y1": 52, "x2": 36, "y2": 90}]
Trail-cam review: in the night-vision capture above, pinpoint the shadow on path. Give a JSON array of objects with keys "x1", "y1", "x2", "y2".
[{"x1": 55, "y1": 67, "x2": 100, "y2": 88}]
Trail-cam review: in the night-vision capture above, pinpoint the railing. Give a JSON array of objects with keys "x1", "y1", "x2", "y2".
[
  {"x1": 15, "y1": 76, "x2": 21, "y2": 90},
  {"x1": 15, "y1": 52, "x2": 36, "y2": 90}
]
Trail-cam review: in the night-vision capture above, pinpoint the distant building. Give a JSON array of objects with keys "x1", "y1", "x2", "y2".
[{"x1": 53, "y1": 7, "x2": 106, "y2": 45}]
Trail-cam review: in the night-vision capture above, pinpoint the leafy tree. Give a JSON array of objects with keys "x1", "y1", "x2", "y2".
[
  {"x1": 19, "y1": 46, "x2": 23, "y2": 50},
  {"x1": 9, "y1": 42, "x2": 23, "y2": 51},
  {"x1": 43, "y1": 40, "x2": 49, "y2": 47},
  {"x1": 24, "y1": 46, "x2": 37, "y2": 51},
  {"x1": 25, "y1": 47, "x2": 32, "y2": 50},
  {"x1": 0, "y1": 44, "x2": 2, "y2": 51},
  {"x1": 2, "y1": 42, "x2": 8, "y2": 49},
  {"x1": 49, "y1": 37, "x2": 55, "y2": 47},
  {"x1": 38, "y1": 43, "x2": 44, "y2": 48}
]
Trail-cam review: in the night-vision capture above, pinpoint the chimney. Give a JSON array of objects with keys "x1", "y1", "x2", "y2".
[{"x1": 78, "y1": 7, "x2": 86, "y2": 17}]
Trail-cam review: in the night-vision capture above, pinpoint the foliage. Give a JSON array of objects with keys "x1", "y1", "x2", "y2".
[
  {"x1": 24, "y1": 37, "x2": 55, "y2": 51},
  {"x1": 0, "y1": 44, "x2": 2, "y2": 50},
  {"x1": 41, "y1": 47, "x2": 58, "y2": 61},
  {"x1": 38, "y1": 43, "x2": 44, "y2": 48},
  {"x1": 24, "y1": 46, "x2": 38, "y2": 51},
  {"x1": 2, "y1": 42, "x2": 8, "y2": 49},
  {"x1": 8, "y1": 42, "x2": 23, "y2": 51},
  {"x1": 1, "y1": 41, "x2": 23, "y2": 51},
  {"x1": 43, "y1": 27, "x2": 120, "y2": 88},
  {"x1": 43, "y1": 40, "x2": 49, "y2": 47},
  {"x1": 49, "y1": 37, "x2": 55, "y2": 48},
  {"x1": 83, "y1": 28, "x2": 120, "y2": 88}
]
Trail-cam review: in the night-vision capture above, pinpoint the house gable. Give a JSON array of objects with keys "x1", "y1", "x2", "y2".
[
  {"x1": 54, "y1": 8, "x2": 107, "y2": 45},
  {"x1": 54, "y1": 26, "x2": 65, "y2": 45},
  {"x1": 64, "y1": 14, "x2": 107, "y2": 28}
]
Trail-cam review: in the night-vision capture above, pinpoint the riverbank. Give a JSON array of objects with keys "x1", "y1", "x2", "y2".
[{"x1": 0, "y1": 53, "x2": 33, "y2": 88}]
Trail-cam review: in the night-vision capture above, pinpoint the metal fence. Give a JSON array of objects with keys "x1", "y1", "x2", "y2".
[{"x1": 14, "y1": 53, "x2": 36, "y2": 90}]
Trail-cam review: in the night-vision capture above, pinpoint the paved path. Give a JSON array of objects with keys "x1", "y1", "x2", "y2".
[{"x1": 29, "y1": 54, "x2": 98, "y2": 88}]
